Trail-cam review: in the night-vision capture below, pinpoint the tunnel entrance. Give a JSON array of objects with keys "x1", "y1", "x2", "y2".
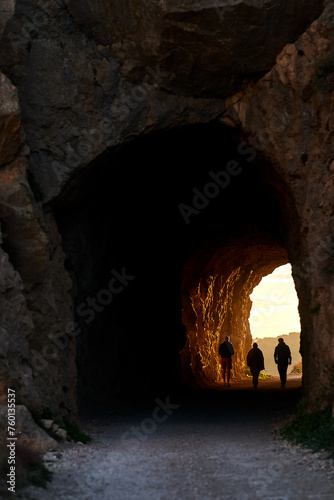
[{"x1": 53, "y1": 122, "x2": 297, "y2": 408}]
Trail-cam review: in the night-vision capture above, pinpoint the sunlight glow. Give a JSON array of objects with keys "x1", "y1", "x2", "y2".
[{"x1": 249, "y1": 264, "x2": 301, "y2": 339}]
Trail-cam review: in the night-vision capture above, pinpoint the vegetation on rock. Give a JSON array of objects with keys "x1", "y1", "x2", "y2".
[{"x1": 280, "y1": 400, "x2": 334, "y2": 459}]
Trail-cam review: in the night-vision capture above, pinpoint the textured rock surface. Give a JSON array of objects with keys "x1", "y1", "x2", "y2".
[
  {"x1": 220, "y1": 1, "x2": 334, "y2": 400},
  {"x1": 0, "y1": 72, "x2": 22, "y2": 167},
  {"x1": 0, "y1": 160, "x2": 48, "y2": 285},
  {"x1": 0, "y1": 6, "x2": 77, "y2": 415},
  {"x1": 0, "y1": 0, "x2": 15, "y2": 44},
  {"x1": 65, "y1": 0, "x2": 323, "y2": 98},
  {"x1": 0, "y1": 0, "x2": 323, "y2": 201},
  {"x1": 0, "y1": 0, "x2": 225, "y2": 201},
  {"x1": 0, "y1": 404, "x2": 59, "y2": 453},
  {"x1": 0, "y1": 227, "x2": 35, "y2": 405},
  {"x1": 0, "y1": 2, "x2": 18, "y2": 165},
  {"x1": 0, "y1": 161, "x2": 77, "y2": 416}
]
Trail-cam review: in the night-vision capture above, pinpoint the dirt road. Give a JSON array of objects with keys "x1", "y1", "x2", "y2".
[{"x1": 22, "y1": 377, "x2": 334, "y2": 500}]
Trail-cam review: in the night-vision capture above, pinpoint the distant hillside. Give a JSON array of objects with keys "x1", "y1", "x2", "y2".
[{"x1": 253, "y1": 332, "x2": 302, "y2": 376}]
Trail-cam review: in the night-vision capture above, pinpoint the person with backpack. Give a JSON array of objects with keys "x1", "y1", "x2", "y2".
[
  {"x1": 274, "y1": 337, "x2": 292, "y2": 388},
  {"x1": 218, "y1": 335, "x2": 234, "y2": 387}
]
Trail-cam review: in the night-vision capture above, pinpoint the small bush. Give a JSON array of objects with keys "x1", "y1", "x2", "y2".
[
  {"x1": 31, "y1": 407, "x2": 91, "y2": 444},
  {"x1": 0, "y1": 444, "x2": 52, "y2": 493},
  {"x1": 280, "y1": 400, "x2": 334, "y2": 459},
  {"x1": 245, "y1": 367, "x2": 271, "y2": 380},
  {"x1": 63, "y1": 419, "x2": 92, "y2": 444},
  {"x1": 27, "y1": 463, "x2": 53, "y2": 488},
  {"x1": 290, "y1": 362, "x2": 303, "y2": 374}
]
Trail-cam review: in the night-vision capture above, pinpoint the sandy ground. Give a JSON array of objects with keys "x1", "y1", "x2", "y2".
[{"x1": 20, "y1": 376, "x2": 334, "y2": 500}]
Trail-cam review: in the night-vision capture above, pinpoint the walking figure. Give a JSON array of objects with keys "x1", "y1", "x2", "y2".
[
  {"x1": 274, "y1": 337, "x2": 292, "y2": 388},
  {"x1": 247, "y1": 342, "x2": 265, "y2": 389},
  {"x1": 219, "y1": 335, "x2": 234, "y2": 387}
]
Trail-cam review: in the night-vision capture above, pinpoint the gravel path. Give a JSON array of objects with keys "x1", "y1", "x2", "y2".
[{"x1": 21, "y1": 377, "x2": 334, "y2": 500}]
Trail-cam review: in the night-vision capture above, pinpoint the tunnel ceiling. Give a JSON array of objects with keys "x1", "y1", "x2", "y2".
[
  {"x1": 64, "y1": 0, "x2": 323, "y2": 99},
  {"x1": 53, "y1": 122, "x2": 293, "y2": 403}
]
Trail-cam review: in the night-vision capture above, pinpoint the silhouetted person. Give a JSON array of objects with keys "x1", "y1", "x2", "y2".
[
  {"x1": 274, "y1": 337, "x2": 292, "y2": 388},
  {"x1": 219, "y1": 335, "x2": 234, "y2": 386},
  {"x1": 247, "y1": 342, "x2": 265, "y2": 389}
]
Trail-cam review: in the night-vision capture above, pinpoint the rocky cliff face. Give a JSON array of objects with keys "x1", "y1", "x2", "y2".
[
  {"x1": 0, "y1": 74, "x2": 77, "y2": 415},
  {"x1": 221, "y1": 1, "x2": 334, "y2": 397},
  {"x1": 65, "y1": 0, "x2": 323, "y2": 98},
  {"x1": 0, "y1": 3, "x2": 76, "y2": 414},
  {"x1": 0, "y1": 0, "x2": 334, "y2": 417}
]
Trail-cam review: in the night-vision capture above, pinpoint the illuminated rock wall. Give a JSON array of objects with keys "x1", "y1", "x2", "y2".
[{"x1": 181, "y1": 230, "x2": 288, "y2": 386}]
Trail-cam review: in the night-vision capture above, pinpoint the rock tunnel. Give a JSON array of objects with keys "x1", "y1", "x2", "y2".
[
  {"x1": 2, "y1": 0, "x2": 334, "y2": 427},
  {"x1": 53, "y1": 122, "x2": 295, "y2": 407}
]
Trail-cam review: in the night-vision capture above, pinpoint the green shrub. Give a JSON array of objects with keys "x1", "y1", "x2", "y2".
[
  {"x1": 27, "y1": 463, "x2": 53, "y2": 488},
  {"x1": 290, "y1": 362, "x2": 303, "y2": 374},
  {"x1": 31, "y1": 407, "x2": 91, "y2": 444},
  {"x1": 245, "y1": 367, "x2": 271, "y2": 379},
  {"x1": 280, "y1": 400, "x2": 334, "y2": 458},
  {"x1": 63, "y1": 419, "x2": 92, "y2": 444}
]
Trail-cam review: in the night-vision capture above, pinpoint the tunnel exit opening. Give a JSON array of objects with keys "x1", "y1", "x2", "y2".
[
  {"x1": 249, "y1": 264, "x2": 302, "y2": 379},
  {"x1": 52, "y1": 121, "x2": 301, "y2": 409}
]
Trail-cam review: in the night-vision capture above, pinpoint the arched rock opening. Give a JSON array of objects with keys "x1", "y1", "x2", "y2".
[
  {"x1": 53, "y1": 122, "x2": 296, "y2": 407},
  {"x1": 180, "y1": 231, "x2": 288, "y2": 387}
]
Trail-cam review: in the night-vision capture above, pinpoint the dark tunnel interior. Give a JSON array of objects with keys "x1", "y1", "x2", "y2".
[{"x1": 53, "y1": 122, "x2": 290, "y2": 409}]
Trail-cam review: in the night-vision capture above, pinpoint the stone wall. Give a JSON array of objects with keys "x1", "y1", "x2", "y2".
[
  {"x1": 220, "y1": 1, "x2": 334, "y2": 400},
  {"x1": 0, "y1": 67, "x2": 76, "y2": 415}
]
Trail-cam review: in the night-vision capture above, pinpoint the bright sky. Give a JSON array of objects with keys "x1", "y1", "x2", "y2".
[{"x1": 249, "y1": 263, "x2": 301, "y2": 339}]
